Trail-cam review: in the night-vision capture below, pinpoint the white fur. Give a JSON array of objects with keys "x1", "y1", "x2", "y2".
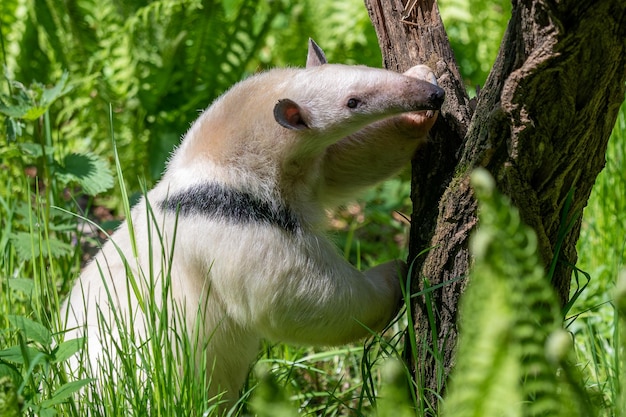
[{"x1": 63, "y1": 54, "x2": 442, "y2": 407}]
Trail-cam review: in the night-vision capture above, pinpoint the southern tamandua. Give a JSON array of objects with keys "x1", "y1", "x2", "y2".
[{"x1": 62, "y1": 39, "x2": 444, "y2": 406}]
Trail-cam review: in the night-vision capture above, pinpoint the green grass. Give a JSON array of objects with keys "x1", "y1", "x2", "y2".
[
  {"x1": 0, "y1": 104, "x2": 416, "y2": 415},
  {"x1": 569, "y1": 101, "x2": 626, "y2": 416}
]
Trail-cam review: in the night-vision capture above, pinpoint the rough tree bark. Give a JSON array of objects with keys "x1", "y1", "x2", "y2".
[{"x1": 364, "y1": 0, "x2": 626, "y2": 412}]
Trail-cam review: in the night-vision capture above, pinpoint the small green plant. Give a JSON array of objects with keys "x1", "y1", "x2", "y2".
[
  {"x1": 0, "y1": 73, "x2": 114, "y2": 197},
  {"x1": 0, "y1": 316, "x2": 90, "y2": 416},
  {"x1": 0, "y1": 179, "x2": 93, "y2": 416},
  {"x1": 0, "y1": 73, "x2": 114, "y2": 279}
]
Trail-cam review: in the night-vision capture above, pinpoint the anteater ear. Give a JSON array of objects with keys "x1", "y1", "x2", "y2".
[
  {"x1": 306, "y1": 38, "x2": 328, "y2": 68},
  {"x1": 274, "y1": 99, "x2": 310, "y2": 130}
]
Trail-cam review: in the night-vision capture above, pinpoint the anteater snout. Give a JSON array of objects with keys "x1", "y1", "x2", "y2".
[{"x1": 428, "y1": 85, "x2": 445, "y2": 110}]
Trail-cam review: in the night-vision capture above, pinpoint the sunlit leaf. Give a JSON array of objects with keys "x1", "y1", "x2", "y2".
[
  {"x1": 221, "y1": 0, "x2": 245, "y2": 20},
  {"x1": 17, "y1": 142, "x2": 54, "y2": 158},
  {"x1": 40, "y1": 72, "x2": 71, "y2": 108},
  {"x1": 55, "y1": 152, "x2": 114, "y2": 196},
  {"x1": 52, "y1": 338, "x2": 85, "y2": 363},
  {"x1": 0, "y1": 72, "x2": 71, "y2": 121},
  {"x1": 7, "y1": 315, "x2": 52, "y2": 346},
  {"x1": 10, "y1": 231, "x2": 74, "y2": 262},
  {"x1": 0, "y1": 345, "x2": 42, "y2": 365},
  {"x1": 5, "y1": 278, "x2": 34, "y2": 296},
  {"x1": 39, "y1": 379, "x2": 94, "y2": 408}
]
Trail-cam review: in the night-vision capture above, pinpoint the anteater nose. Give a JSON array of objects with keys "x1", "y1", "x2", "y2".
[{"x1": 430, "y1": 86, "x2": 445, "y2": 108}]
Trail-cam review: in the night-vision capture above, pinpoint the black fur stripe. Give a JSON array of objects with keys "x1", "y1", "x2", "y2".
[{"x1": 159, "y1": 183, "x2": 300, "y2": 233}]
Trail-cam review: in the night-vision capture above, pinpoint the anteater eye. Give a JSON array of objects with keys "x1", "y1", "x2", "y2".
[{"x1": 346, "y1": 98, "x2": 360, "y2": 109}]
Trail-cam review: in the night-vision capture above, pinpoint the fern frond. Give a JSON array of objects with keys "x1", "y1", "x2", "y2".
[{"x1": 442, "y1": 169, "x2": 591, "y2": 417}]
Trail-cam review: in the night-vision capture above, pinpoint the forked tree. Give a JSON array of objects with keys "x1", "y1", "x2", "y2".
[{"x1": 364, "y1": 0, "x2": 626, "y2": 410}]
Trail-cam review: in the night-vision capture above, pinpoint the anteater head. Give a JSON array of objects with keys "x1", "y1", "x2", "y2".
[
  {"x1": 273, "y1": 64, "x2": 444, "y2": 136},
  {"x1": 182, "y1": 65, "x2": 443, "y2": 160},
  {"x1": 168, "y1": 58, "x2": 444, "y2": 197}
]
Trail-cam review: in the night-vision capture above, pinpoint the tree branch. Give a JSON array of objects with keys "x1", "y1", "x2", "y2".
[{"x1": 365, "y1": 0, "x2": 626, "y2": 412}]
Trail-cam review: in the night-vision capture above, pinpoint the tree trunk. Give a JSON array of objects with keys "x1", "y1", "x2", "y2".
[{"x1": 364, "y1": 0, "x2": 626, "y2": 413}]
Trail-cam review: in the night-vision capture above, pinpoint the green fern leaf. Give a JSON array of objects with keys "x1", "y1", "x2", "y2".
[{"x1": 442, "y1": 169, "x2": 585, "y2": 417}]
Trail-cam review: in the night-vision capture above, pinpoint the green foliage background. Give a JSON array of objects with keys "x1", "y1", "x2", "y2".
[{"x1": 0, "y1": 0, "x2": 384, "y2": 193}]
